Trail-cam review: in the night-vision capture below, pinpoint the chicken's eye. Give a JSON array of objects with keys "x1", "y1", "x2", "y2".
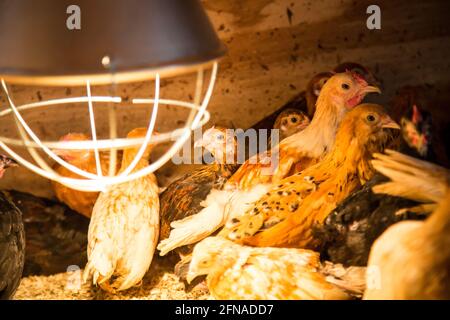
[
  {"x1": 367, "y1": 115, "x2": 376, "y2": 122},
  {"x1": 290, "y1": 117, "x2": 298, "y2": 123},
  {"x1": 341, "y1": 83, "x2": 350, "y2": 90}
]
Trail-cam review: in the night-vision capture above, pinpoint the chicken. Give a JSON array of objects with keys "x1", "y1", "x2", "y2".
[
  {"x1": 363, "y1": 150, "x2": 450, "y2": 299},
  {"x1": 222, "y1": 104, "x2": 399, "y2": 249},
  {"x1": 0, "y1": 156, "x2": 24, "y2": 300},
  {"x1": 83, "y1": 128, "x2": 159, "y2": 292},
  {"x1": 272, "y1": 109, "x2": 310, "y2": 142},
  {"x1": 314, "y1": 102, "x2": 435, "y2": 266},
  {"x1": 303, "y1": 62, "x2": 379, "y2": 118},
  {"x1": 187, "y1": 237, "x2": 366, "y2": 300},
  {"x1": 0, "y1": 155, "x2": 17, "y2": 179},
  {"x1": 389, "y1": 85, "x2": 449, "y2": 167},
  {"x1": 157, "y1": 72, "x2": 381, "y2": 256},
  {"x1": 51, "y1": 133, "x2": 121, "y2": 218},
  {"x1": 251, "y1": 72, "x2": 332, "y2": 134},
  {"x1": 304, "y1": 72, "x2": 334, "y2": 118},
  {"x1": 159, "y1": 126, "x2": 239, "y2": 258},
  {"x1": 4, "y1": 190, "x2": 88, "y2": 276}
]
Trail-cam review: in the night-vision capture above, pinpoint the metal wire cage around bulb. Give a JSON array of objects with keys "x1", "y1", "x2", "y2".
[
  {"x1": 0, "y1": 62, "x2": 217, "y2": 192},
  {"x1": 0, "y1": 0, "x2": 224, "y2": 192}
]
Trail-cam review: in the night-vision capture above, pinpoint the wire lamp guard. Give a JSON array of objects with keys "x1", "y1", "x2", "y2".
[{"x1": 0, "y1": 0, "x2": 225, "y2": 192}]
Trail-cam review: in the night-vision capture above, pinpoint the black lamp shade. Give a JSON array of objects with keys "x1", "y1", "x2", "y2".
[{"x1": 0, "y1": 0, "x2": 226, "y2": 85}]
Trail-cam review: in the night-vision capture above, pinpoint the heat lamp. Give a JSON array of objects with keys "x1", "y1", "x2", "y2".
[{"x1": 0, "y1": 0, "x2": 225, "y2": 192}]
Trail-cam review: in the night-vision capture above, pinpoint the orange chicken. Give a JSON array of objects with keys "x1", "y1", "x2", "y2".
[
  {"x1": 52, "y1": 133, "x2": 121, "y2": 218},
  {"x1": 222, "y1": 104, "x2": 399, "y2": 249}
]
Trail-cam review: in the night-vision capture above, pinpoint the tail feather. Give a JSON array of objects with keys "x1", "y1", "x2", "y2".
[
  {"x1": 219, "y1": 184, "x2": 271, "y2": 239},
  {"x1": 157, "y1": 189, "x2": 234, "y2": 256},
  {"x1": 372, "y1": 150, "x2": 449, "y2": 203}
]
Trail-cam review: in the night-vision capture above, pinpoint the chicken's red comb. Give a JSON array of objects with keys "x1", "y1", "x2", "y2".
[
  {"x1": 346, "y1": 69, "x2": 368, "y2": 86},
  {"x1": 412, "y1": 104, "x2": 422, "y2": 124}
]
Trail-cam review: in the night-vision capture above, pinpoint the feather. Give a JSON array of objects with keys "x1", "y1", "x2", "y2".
[
  {"x1": 372, "y1": 149, "x2": 449, "y2": 203},
  {"x1": 187, "y1": 237, "x2": 364, "y2": 300},
  {"x1": 158, "y1": 184, "x2": 270, "y2": 256},
  {"x1": 83, "y1": 128, "x2": 159, "y2": 292},
  {"x1": 223, "y1": 104, "x2": 398, "y2": 249}
]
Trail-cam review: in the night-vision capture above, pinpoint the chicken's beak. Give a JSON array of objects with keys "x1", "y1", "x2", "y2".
[
  {"x1": 381, "y1": 117, "x2": 401, "y2": 130},
  {"x1": 363, "y1": 85, "x2": 382, "y2": 94}
]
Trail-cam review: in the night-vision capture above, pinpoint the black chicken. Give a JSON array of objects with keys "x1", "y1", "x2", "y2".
[
  {"x1": 5, "y1": 190, "x2": 89, "y2": 276},
  {"x1": 0, "y1": 156, "x2": 25, "y2": 300}
]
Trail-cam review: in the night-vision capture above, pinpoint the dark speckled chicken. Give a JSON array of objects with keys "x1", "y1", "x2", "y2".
[
  {"x1": 0, "y1": 157, "x2": 25, "y2": 300},
  {"x1": 272, "y1": 108, "x2": 310, "y2": 142},
  {"x1": 159, "y1": 127, "x2": 239, "y2": 257},
  {"x1": 314, "y1": 99, "x2": 439, "y2": 266}
]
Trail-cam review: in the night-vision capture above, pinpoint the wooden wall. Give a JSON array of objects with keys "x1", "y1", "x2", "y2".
[{"x1": 1, "y1": 0, "x2": 449, "y2": 197}]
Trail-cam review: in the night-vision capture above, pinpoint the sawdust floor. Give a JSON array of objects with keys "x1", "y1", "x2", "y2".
[{"x1": 14, "y1": 255, "x2": 210, "y2": 300}]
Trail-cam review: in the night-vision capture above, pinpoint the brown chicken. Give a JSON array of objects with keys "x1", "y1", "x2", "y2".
[
  {"x1": 222, "y1": 104, "x2": 399, "y2": 249},
  {"x1": 251, "y1": 72, "x2": 332, "y2": 134},
  {"x1": 52, "y1": 133, "x2": 121, "y2": 218},
  {"x1": 389, "y1": 85, "x2": 450, "y2": 167},
  {"x1": 364, "y1": 150, "x2": 450, "y2": 299},
  {"x1": 83, "y1": 128, "x2": 159, "y2": 292},
  {"x1": 187, "y1": 237, "x2": 366, "y2": 300},
  {"x1": 272, "y1": 109, "x2": 310, "y2": 142},
  {"x1": 157, "y1": 72, "x2": 381, "y2": 256},
  {"x1": 159, "y1": 127, "x2": 239, "y2": 257}
]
